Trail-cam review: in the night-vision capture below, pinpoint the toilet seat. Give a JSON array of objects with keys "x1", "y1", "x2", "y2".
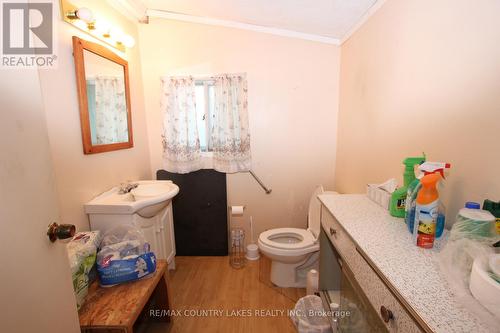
[{"x1": 259, "y1": 228, "x2": 316, "y2": 250}]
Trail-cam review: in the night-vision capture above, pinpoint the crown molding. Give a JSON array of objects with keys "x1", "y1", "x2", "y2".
[
  {"x1": 146, "y1": 9, "x2": 341, "y2": 45},
  {"x1": 105, "y1": 0, "x2": 148, "y2": 23},
  {"x1": 340, "y1": 0, "x2": 387, "y2": 45},
  {"x1": 107, "y1": 0, "x2": 387, "y2": 45}
]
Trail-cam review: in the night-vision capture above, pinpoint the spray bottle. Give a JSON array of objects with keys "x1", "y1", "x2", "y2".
[
  {"x1": 389, "y1": 156, "x2": 426, "y2": 218},
  {"x1": 413, "y1": 173, "x2": 441, "y2": 248},
  {"x1": 405, "y1": 162, "x2": 451, "y2": 235}
]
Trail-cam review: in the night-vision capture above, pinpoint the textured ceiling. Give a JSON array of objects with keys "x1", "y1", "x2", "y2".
[{"x1": 143, "y1": 0, "x2": 379, "y2": 39}]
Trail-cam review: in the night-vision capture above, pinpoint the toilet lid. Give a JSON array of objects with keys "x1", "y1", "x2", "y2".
[{"x1": 307, "y1": 186, "x2": 325, "y2": 239}]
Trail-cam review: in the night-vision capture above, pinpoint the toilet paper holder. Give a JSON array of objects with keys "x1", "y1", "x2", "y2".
[{"x1": 230, "y1": 205, "x2": 245, "y2": 216}]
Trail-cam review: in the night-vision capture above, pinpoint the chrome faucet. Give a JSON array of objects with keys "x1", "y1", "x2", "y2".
[{"x1": 118, "y1": 182, "x2": 139, "y2": 194}]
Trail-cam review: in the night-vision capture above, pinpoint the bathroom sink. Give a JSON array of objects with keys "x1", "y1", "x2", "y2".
[{"x1": 84, "y1": 180, "x2": 179, "y2": 217}]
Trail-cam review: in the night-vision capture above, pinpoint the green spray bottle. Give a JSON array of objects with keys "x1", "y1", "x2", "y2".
[{"x1": 389, "y1": 156, "x2": 426, "y2": 218}]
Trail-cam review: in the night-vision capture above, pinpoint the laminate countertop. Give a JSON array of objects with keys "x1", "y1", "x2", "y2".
[{"x1": 318, "y1": 194, "x2": 493, "y2": 333}]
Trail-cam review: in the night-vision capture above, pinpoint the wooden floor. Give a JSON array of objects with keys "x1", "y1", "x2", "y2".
[{"x1": 144, "y1": 256, "x2": 303, "y2": 333}]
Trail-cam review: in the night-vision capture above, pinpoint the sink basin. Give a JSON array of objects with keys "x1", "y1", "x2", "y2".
[
  {"x1": 84, "y1": 180, "x2": 179, "y2": 217},
  {"x1": 131, "y1": 182, "x2": 175, "y2": 201}
]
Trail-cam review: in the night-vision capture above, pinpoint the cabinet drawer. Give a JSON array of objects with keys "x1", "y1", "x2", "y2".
[
  {"x1": 321, "y1": 205, "x2": 355, "y2": 256},
  {"x1": 320, "y1": 206, "x2": 425, "y2": 333}
]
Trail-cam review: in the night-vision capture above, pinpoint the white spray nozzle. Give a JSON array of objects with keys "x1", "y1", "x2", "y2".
[{"x1": 418, "y1": 162, "x2": 451, "y2": 178}]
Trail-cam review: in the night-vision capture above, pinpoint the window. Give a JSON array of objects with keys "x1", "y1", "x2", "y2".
[{"x1": 195, "y1": 80, "x2": 215, "y2": 152}]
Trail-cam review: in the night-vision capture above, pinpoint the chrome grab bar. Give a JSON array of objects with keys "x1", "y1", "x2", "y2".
[{"x1": 249, "y1": 170, "x2": 272, "y2": 194}]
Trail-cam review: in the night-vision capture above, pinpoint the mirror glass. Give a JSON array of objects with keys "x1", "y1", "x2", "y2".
[{"x1": 83, "y1": 50, "x2": 129, "y2": 145}]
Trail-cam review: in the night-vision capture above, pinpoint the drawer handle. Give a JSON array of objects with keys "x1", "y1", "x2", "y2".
[
  {"x1": 380, "y1": 306, "x2": 394, "y2": 323},
  {"x1": 329, "y1": 227, "x2": 337, "y2": 236}
]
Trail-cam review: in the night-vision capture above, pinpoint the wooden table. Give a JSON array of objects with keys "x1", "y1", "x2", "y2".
[{"x1": 79, "y1": 260, "x2": 171, "y2": 333}]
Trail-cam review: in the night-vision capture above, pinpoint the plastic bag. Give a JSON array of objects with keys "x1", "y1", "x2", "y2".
[
  {"x1": 66, "y1": 231, "x2": 101, "y2": 309},
  {"x1": 449, "y1": 210, "x2": 496, "y2": 242},
  {"x1": 437, "y1": 215, "x2": 500, "y2": 329},
  {"x1": 97, "y1": 225, "x2": 156, "y2": 286},
  {"x1": 290, "y1": 295, "x2": 332, "y2": 333},
  {"x1": 438, "y1": 238, "x2": 494, "y2": 297}
]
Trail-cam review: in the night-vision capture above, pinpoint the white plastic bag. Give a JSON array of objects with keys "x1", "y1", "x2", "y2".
[
  {"x1": 290, "y1": 295, "x2": 332, "y2": 333},
  {"x1": 437, "y1": 216, "x2": 500, "y2": 329},
  {"x1": 66, "y1": 231, "x2": 101, "y2": 309},
  {"x1": 96, "y1": 225, "x2": 156, "y2": 286},
  {"x1": 449, "y1": 209, "x2": 496, "y2": 242},
  {"x1": 438, "y1": 238, "x2": 494, "y2": 297}
]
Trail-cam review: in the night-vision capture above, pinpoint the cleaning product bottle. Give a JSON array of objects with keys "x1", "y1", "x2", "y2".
[
  {"x1": 435, "y1": 203, "x2": 446, "y2": 238},
  {"x1": 413, "y1": 173, "x2": 441, "y2": 248},
  {"x1": 405, "y1": 161, "x2": 450, "y2": 234},
  {"x1": 406, "y1": 179, "x2": 422, "y2": 233},
  {"x1": 482, "y1": 200, "x2": 500, "y2": 235},
  {"x1": 390, "y1": 156, "x2": 426, "y2": 218},
  {"x1": 404, "y1": 155, "x2": 426, "y2": 231}
]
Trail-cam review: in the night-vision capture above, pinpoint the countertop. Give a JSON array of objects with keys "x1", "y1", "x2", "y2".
[{"x1": 317, "y1": 194, "x2": 492, "y2": 333}]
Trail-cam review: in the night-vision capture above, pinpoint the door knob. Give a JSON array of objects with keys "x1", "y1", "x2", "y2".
[
  {"x1": 47, "y1": 222, "x2": 76, "y2": 242},
  {"x1": 380, "y1": 305, "x2": 394, "y2": 323}
]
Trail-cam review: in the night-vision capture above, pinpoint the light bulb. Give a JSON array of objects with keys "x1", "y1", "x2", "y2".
[
  {"x1": 94, "y1": 19, "x2": 111, "y2": 37},
  {"x1": 122, "y1": 35, "x2": 135, "y2": 48},
  {"x1": 110, "y1": 27, "x2": 123, "y2": 39},
  {"x1": 108, "y1": 27, "x2": 124, "y2": 46},
  {"x1": 76, "y1": 8, "x2": 93, "y2": 23}
]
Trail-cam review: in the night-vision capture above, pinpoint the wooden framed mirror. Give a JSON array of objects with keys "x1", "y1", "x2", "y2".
[{"x1": 72, "y1": 36, "x2": 133, "y2": 154}]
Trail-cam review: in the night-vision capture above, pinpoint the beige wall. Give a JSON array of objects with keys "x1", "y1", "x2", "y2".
[
  {"x1": 336, "y1": 0, "x2": 500, "y2": 224},
  {"x1": 39, "y1": 0, "x2": 151, "y2": 231},
  {"x1": 139, "y1": 19, "x2": 340, "y2": 236}
]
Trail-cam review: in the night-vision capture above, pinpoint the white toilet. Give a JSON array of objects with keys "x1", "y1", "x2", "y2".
[{"x1": 258, "y1": 186, "x2": 336, "y2": 288}]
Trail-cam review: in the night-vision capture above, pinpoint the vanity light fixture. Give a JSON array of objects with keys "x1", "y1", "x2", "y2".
[
  {"x1": 65, "y1": 7, "x2": 93, "y2": 23},
  {"x1": 60, "y1": 0, "x2": 135, "y2": 52}
]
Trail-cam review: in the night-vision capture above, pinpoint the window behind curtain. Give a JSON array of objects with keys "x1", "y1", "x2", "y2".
[{"x1": 195, "y1": 80, "x2": 215, "y2": 153}]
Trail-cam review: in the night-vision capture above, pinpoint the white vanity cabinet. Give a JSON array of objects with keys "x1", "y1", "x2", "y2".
[
  {"x1": 88, "y1": 201, "x2": 176, "y2": 270},
  {"x1": 132, "y1": 202, "x2": 176, "y2": 269}
]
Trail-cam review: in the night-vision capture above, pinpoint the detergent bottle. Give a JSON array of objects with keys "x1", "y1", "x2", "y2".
[
  {"x1": 389, "y1": 156, "x2": 426, "y2": 218},
  {"x1": 405, "y1": 162, "x2": 451, "y2": 234},
  {"x1": 482, "y1": 200, "x2": 500, "y2": 235},
  {"x1": 413, "y1": 173, "x2": 441, "y2": 248}
]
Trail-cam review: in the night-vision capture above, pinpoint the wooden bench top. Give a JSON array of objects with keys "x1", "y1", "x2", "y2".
[{"x1": 79, "y1": 260, "x2": 168, "y2": 329}]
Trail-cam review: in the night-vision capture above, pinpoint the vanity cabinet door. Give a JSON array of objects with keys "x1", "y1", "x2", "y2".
[
  {"x1": 151, "y1": 202, "x2": 176, "y2": 265},
  {"x1": 163, "y1": 203, "x2": 176, "y2": 263},
  {"x1": 156, "y1": 209, "x2": 167, "y2": 259},
  {"x1": 131, "y1": 203, "x2": 175, "y2": 266},
  {"x1": 133, "y1": 217, "x2": 162, "y2": 258}
]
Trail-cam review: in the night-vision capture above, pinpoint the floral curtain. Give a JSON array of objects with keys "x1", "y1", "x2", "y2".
[
  {"x1": 211, "y1": 74, "x2": 252, "y2": 173},
  {"x1": 160, "y1": 76, "x2": 202, "y2": 173},
  {"x1": 94, "y1": 76, "x2": 128, "y2": 144}
]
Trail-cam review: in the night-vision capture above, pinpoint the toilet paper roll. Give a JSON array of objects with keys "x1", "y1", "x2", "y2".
[{"x1": 231, "y1": 206, "x2": 245, "y2": 216}]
